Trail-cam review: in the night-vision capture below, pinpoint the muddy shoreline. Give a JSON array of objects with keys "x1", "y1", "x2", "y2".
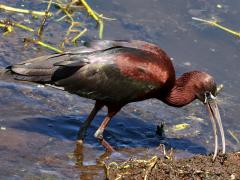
[{"x1": 107, "y1": 152, "x2": 240, "y2": 179}]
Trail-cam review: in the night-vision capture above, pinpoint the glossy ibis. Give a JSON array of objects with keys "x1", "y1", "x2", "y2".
[{"x1": 5, "y1": 40, "x2": 225, "y2": 160}]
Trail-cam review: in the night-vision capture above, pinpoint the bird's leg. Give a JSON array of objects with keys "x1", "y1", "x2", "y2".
[
  {"x1": 75, "y1": 101, "x2": 104, "y2": 155},
  {"x1": 77, "y1": 101, "x2": 104, "y2": 142},
  {"x1": 94, "y1": 106, "x2": 121, "y2": 152},
  {"x1": 94, "y1": 115, "x2": 115, "y2": 152}
]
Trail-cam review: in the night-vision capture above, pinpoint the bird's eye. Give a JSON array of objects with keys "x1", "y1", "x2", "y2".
[
  {"x1": 204, "y1": 91, "x2": 216, "y2": 103},
  {"x1": 205, "y1": 91, "x2": 210, "y2": 97}
]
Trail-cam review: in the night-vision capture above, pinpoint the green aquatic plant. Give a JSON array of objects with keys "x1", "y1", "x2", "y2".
[
  {"x1": 192, "y1": 17, "x2": 240, "y2": 38},
  {"x1": 0, "y1": 0, "x2": 114, "y2": 52}
]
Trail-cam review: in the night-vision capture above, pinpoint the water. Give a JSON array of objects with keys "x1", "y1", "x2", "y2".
[{"x1": 0, "y1": 0, "x2": 240, "y2": 179}]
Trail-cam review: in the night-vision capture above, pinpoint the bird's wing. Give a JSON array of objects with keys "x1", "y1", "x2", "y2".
[{"x1": 52, "y1": 46, "x2": 173, "y2": 103}]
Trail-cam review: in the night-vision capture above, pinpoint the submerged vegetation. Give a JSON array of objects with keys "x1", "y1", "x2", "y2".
[
  {"x1": 192, "y1": 17, "x2": 240, "y2": 38},
  {"x1": 0, "y1": 0, "x2": 114, "y2": 52}
]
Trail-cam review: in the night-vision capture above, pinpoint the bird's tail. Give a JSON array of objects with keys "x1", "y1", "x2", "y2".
[{"x1": 5, "y1": 54, "x2": 70, "y2": 83}]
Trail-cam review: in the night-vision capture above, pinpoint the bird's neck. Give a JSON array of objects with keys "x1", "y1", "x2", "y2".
[{"x1": 161, "y1": 72, "x2": 197, "y2": 107}]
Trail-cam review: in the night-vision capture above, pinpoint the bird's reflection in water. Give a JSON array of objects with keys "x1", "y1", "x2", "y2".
[{"x1": 74, "y1": 143, "x2": 110, "y2": 179}]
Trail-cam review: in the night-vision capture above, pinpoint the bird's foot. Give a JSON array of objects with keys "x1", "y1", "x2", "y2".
[
  {"x1": 74, "y1": 139, "x2": 84, "y2": 156},
  {"x1": 74, "y1": 140, "x2": 84, "y2": 166}
]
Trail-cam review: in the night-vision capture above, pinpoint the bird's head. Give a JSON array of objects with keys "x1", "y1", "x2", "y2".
[
  {"x1": 194, "y1": 72, "x2": 225, "y2": 160},
  {"x1": 194, "y1": 72, "x2": 217, "y2": 102},
  {"x1": 163, "y1": 71, "x2": 226, "y2": 160}
]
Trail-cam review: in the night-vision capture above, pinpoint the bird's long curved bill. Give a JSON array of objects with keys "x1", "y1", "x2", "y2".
[{"x1": 206, "y1": 99, "x2": 226, "y2": 160}]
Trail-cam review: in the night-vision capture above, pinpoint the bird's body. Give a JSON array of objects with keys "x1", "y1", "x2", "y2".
[
  {"x1": 10, "y1": 40, "x2": 175, "y2": 104},
  {"x1": 6, "y1": 40, "x2": 226, "y2": 160}
]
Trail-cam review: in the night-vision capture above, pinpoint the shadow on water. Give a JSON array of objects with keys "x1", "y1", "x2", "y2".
[{"x1": 11, "y1": 114, "x2": 207, "y2": 154}]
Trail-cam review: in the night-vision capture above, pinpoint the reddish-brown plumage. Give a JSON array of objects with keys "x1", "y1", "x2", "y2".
[
  {"x1": 7, "y1": 40, "x2": 225, "y2": 159},
  {"x1": 116, "y1": 51, "x2": 174, "y2": 85}
]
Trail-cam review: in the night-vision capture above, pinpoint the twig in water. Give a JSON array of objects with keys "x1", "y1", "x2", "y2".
[
  {"x1": 37, "y1": 0, "x2": 53, "y2": 39},
  {"x1": 79, "y1": 0, "x2": 104, "y2": 39},
  {"x1": 192, "y1": 17, "x2": 240, "y2": 38},
  {"x1": 0, "y1": 3, "x2": 53, "y2": 16},
  {"x1": 71, "y1": 28, "x2": 88, "y2": 44},
  {"x1": 0, "y1": 19, "x2": 34, "y2": 35},
  {"x1": 227, "y1": 129, "x2": 240, "y2": 144},
  {"x1": 24, "y1": 38, "x2": 63, "y2": 53}
]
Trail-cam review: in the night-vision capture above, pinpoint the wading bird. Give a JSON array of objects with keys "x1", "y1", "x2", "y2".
[{"x1": 5, "y1": 40, "x2": 225, "y2": 160}]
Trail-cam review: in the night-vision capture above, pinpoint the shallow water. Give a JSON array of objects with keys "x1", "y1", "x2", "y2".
[{"x1": 0, "y1": 0, "x2": 240, "y2": 179}]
